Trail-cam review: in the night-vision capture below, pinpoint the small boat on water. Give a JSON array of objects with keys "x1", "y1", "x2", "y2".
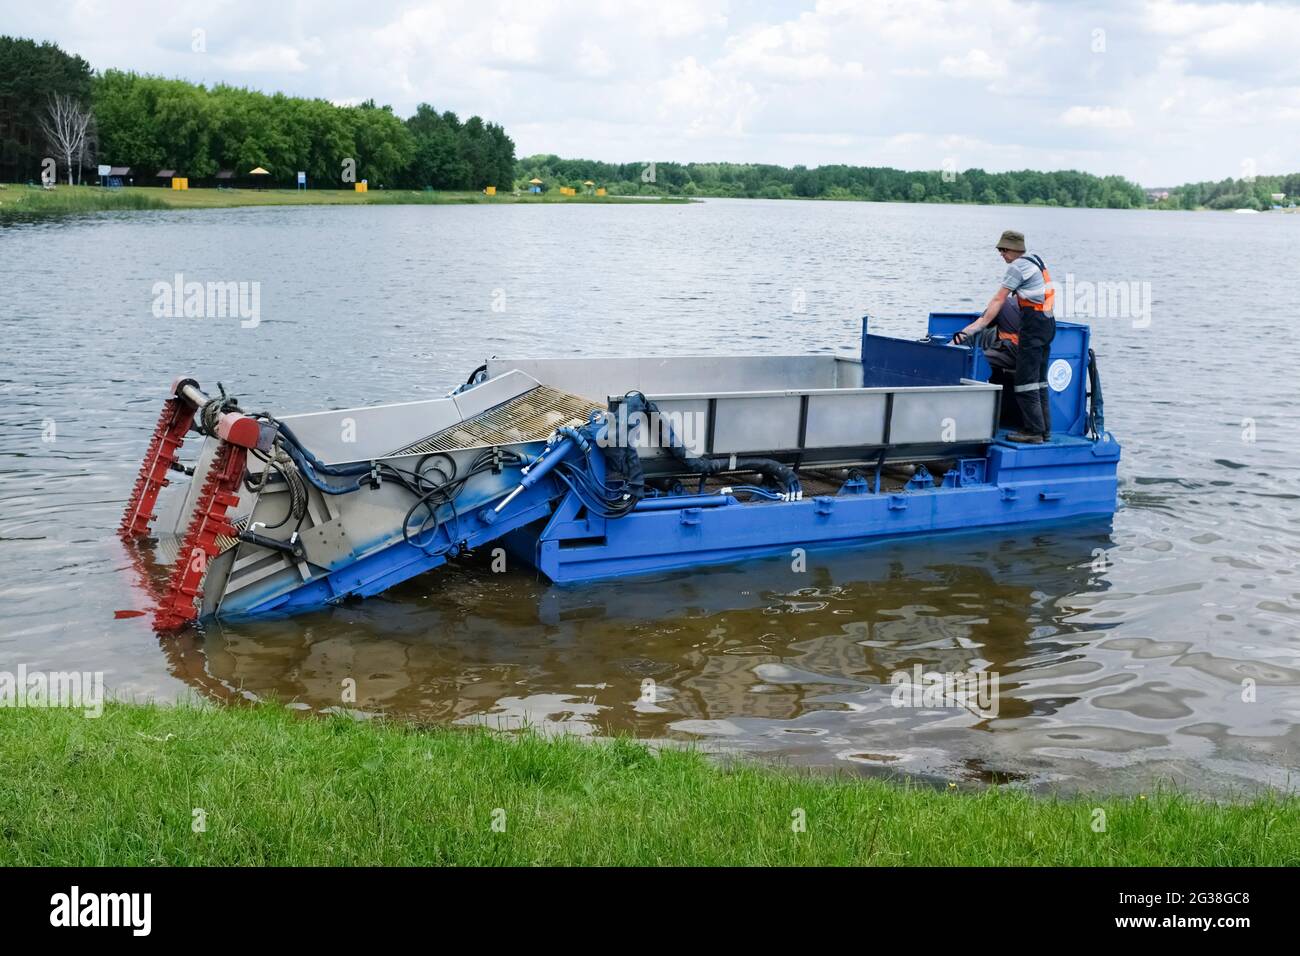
[{"x1": 119, "y1": 313, "x2": 1119, "y2": 629}]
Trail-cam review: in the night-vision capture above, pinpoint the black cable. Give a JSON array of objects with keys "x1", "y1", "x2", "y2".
[
  {"x1": 245, "y1": 412, "x2": 530, "y2": 555},
  {"x1": 398, "y1": 450, "x2": 503, "y2": 556},
  {"x1": 243, "y1": 450, "x2": 299, "y2": 530},
  {"x1": 554, "y1": 462, "x2": 639, "y2": 518}
]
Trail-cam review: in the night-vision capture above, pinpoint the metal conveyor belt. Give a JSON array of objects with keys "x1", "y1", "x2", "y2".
[{"x1": 389, "y1": 385, "x2": 601, "y2": 457}]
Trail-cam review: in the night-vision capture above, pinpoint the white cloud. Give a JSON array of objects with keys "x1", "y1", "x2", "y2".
[
  {"x1": 576, "y1": 40, "x2": 613, "y2": 78},
  {"x1": 885, "y1": 132, "x2": 926, "y2": 148},
  {"x1": 719, "y1": 18, "x2": 864, "y2": 82},
  {"x1": 1140, "y1": 0, "x2": 1300, "y2": 90},
  {"x1": 215, "y1": 43, "x2": 311, "y2": 73},
  {"x1": 939, "y1": 49, "x2": 1006, "y2": 80},
  {"x1": 655, "y1": 56, "x2": 761, "y2": 137},
  {"x1": 485, "y1": 22, "x2": 542, "y2": 66},
  {"x1": 1059, "y1": 106, "x2": 1137, "y2": 129},
  {"x1": 1195, "y1": 86, "x2": 1300, "y2": 124}
]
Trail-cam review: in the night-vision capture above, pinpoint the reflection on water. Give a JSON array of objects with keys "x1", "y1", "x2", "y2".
[
  {"x1": 153, "y1": 522, "x2": 1290, "y2": 792},
  {"x1": 4, "y1": 199, "x2": 1300, "y2": 796}
]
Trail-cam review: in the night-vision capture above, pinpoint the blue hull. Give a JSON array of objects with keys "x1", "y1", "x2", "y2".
[{"x1": 521, "y1": 433, "x2": 1120, "y2": 584}]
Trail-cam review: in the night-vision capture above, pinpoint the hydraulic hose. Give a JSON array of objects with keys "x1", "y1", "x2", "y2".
[
  {"x1": 262, "y1": 416, "x2": 374, "y2": 479},
  {"x1": 1087, "y1": 348, "x2": 1105, "y2": 439},
  {"x1": 273, "y1": 436, "x2": 368, "y2": 495}
]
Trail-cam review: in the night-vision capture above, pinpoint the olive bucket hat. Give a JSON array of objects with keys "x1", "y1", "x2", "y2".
[{"x1": 997, "y1": 229, "x2": 1026, "y2": 252}]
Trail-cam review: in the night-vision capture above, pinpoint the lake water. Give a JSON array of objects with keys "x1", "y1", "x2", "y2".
[{"x1": 3, "y1": 198, "x2": 1299, "y2": 795}]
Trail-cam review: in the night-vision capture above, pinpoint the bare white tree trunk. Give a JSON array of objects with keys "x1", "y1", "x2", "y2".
[
  {"x1": 38, "y1": 93, "x2": 93, "y2": 186},
  {"x1": 76, "y1": 116, "x2": 98, "y2": 186}
]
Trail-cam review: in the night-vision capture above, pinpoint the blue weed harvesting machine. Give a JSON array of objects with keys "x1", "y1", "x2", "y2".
[{"x1": 120, "y1": 314, "x2": 1118, "y2": 630}]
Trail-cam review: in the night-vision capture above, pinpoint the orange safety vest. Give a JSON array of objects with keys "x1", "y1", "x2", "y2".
[{"x1": 1014, "y1": 253, "x2": 1054, "y2": 314}]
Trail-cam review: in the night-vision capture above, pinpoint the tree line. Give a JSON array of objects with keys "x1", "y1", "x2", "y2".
[
  {"x1": 93, "y1": 72, "x2": 514, "y2": 189},
  {"x1": 1, "y1": 35, "x2": 515, "y2": 189},
  {"x1": 1160, "y1": 173, "x2": 1300, "y2": 211},
  {"x1": 517, "y1": 155, "x2": 1153, "y2": 208}
]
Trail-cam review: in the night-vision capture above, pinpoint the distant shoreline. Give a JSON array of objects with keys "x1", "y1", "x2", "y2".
[
  {"x1": 0, "y1": 184, "x2": 689, "y2": 220},
  {"x1": 3, "y1": 183, "x2": 1291, "y2": 222}
]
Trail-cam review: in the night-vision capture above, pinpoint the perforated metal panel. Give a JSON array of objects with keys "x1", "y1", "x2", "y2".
[{"x1": 390, "y1": 385, "x2": 600, "y2": 456}]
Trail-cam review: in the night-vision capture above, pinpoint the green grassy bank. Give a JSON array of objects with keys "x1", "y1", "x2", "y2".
[
  {"x1": 0, "y1": 184, "x2": 684, "y2": 220},
  {"x1": 0, "y1": 184, "x2": 170, "y2": 218},
  {"x1": 0, "y1": 703, "x2": 1294, "y2": 866}
]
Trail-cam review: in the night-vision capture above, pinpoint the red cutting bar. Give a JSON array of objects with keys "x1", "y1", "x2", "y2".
[
  {"x1": 154, "y1": 440, "x2": 249, "y2": 631},
  {"x1": 119, "y1": 396, "x2": 197, "y2": 538}
]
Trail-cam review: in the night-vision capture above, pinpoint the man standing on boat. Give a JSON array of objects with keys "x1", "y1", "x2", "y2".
[{"x1": 952, "y1": 229, "x2": 1056, "y2": 443}]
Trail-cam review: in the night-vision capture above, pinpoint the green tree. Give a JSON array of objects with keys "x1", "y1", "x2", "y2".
[
  {"x1": 84, "y1": 68, "x2": 508, "y2": 190},
  {"x1": 0, "y1": 36, "x2": 93, "y2": 181}
]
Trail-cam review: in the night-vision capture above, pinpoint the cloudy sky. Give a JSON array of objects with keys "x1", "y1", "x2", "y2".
[{"x1": 11, "y1": 0, "x2": 1300, "y2": 185}]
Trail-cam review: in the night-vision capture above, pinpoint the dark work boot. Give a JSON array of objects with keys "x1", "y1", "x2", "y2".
[{"x1": 1007, "y1": 431, "x2": 1044, "y2": 444}]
